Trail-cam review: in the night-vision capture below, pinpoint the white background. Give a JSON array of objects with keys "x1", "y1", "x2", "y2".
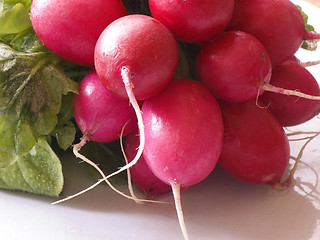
[{"x1": 1, "y1": 0, "x2": 320, "y2": 239}]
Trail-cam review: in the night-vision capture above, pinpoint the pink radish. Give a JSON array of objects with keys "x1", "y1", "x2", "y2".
[
  {"x1": 197, "y1": 31, "x2": 272, "y2": 102},
  {"x1": 125, "y1": 129, "x2": 171, "y2": 198},
  {"x1": 72, "y1": 70, "x2": 137, "y2": 173},
  {"x1": 227, "y1": 0, "x2": 320, "y2": 66},
  {"x1": 148, "y1": 0, "x2": 234, "y2": 43},
  {"x1": 260, "y1": 60, "x2": 320, "y2": 126},
  {"x1": 73, "y1": 70, "x2": 137, "y2": 144},
  {"x1": 30, "y1": 0, "x2": 127, "y2": 66},
  {"x1": 197, "y1": 30, "x2": 320, "y2": 103},
  {"x1": 94, "y1": 14, "x2": 179, "y2": 101},
  {"x1": 142, "y1": 79, "x2": 224, "y2": 240},
  {"x1": 94, "y1": 14, "x2": 179, "y2": 180},
  {"x1": 218, "y1": 100, "x2": 290, "y2": 187}
]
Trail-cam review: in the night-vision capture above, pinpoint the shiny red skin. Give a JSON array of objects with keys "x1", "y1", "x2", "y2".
[
  {"x1": 30, "y1": 0, "x2": 127, "y2": 66},
  {"x1": 227, "y1": 0, "x2": 305, "y2": 66},
  {"x1": 142, "y1": 79, "x2": 224, "y2": 187},
  {"x1": 73, "y1": 71, "x2": 137, "y2": 142},
  {"x1": 94, "y1": 14, "x2": 179, "y2": 100},
  {"x1": 260, "y1": 60, "x2": 320, "y2": 127},
  {"x1": 218, "y1": 100, "x2": 290, "y2": 185},
  {"x1": 149, "y1": 0, "x2": 234, "y2": 43},
  {"x1": 125, "y1": 130, "x2": 171, "y2": 198},
  {"x1": 197, "y1": 31, "x2": 272, "y2": 102}
]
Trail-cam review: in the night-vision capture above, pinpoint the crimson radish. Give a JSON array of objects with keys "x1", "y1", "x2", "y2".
[
  {"x1": 94, "y1": 14, "x2": 179, "y2": 180},
  {"x1": 64, "y1": 70, "x2": 148, "y2": 204},
  {"x1": 73, "y1": 71, "x2": 137, "y2": 144},
  {"x1": 142, "y1": 79, "x2": 224, "y2": 240},
  {"x1": 218, "y1": 100, "x2": 290, "y2": 187},
  {"x1": 197, "y1": 30, "x2": 320, "y2": 103},
  {"x1": 30, "y1": 0, "x2": 127, "y2": 66},
  {"x1": 125, "y1": 129, "x2": 171, "y2": 198},
  {"x1": 227, "y1": 0, "x2": 320, "y2": 66},
  {"x1": 197, "y1": 31, "x2": 271, "y2": 102},
  {"x1": 148, "y1": 0, "x2": 234, "y2": 43},
  {"x1": 260, "y1": 60, "x2": 320, "y2": 126},
  {"x1": 72, "y1": 70, "x2": 137, "y2": 172}
]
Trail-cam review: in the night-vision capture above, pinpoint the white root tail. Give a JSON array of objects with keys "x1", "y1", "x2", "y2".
[
  {"x1": 300, "y1": 59, "x2": 320, "y2": 68},
  {"x1": 52, "y1": 135, "x2": 157, "y2": 205},
  {"x1": 101, "y1": 66, "x2": 145, "y2": 179},
  {"x1": 261, "y1": 83, "x2": 320, "y2": 100},
  {"x1": 171, "y1": 183, "x2": 190, "y2": 240}
]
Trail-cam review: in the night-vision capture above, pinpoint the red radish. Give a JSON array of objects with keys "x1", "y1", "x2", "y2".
[
  {"x1": 72, "y1": 70, "x2": 137, "y2": 173},
  {"x1": 30, "y1": 0, "x2": 127, "y2": 66},
  {"x1": 260, "y1": 60, "x2": 320, "y2": 127},
  {"x1": 94, "y1": 14, "x2": 179, "y2": 182},
  {"x1": 125, "y1": 129, "x2": 171, "y2": 198},
  {"x1": 65, "y1": 70, "x2": 148, "y2": 204},
  {"x1": 142, "y1": 79, "x2": 224, "y2": 240},
  {"x1": 197, "y1": 30, "x2": 320, "y2": 103},
  {"x1": 218, "y1": 100, "x2": 290, "y2": 187},
  {"x1": 94, "y1": 14, "x2": 179, "y2": 101},
  {"x1": 148, "y1": 0, "x2": 234, "y2": 43},
  {"x1": 227, "y1": 0, "x2": 320, "y2": 66},
  {"x1": 197, "y1": 31, "x2": 272, "y2": 102},
  {"x1": 73, "y1": 70, "x2": 137, "y2": 144}
]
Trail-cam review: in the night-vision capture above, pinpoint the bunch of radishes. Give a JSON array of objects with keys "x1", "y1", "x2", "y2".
[{"x1": 30, "y1": 0, "x2": 320, "y2": 239}]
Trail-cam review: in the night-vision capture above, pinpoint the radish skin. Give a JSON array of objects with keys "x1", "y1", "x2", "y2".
[
  {"x1": 30, "y1": 0, "x2": 127, "y2": 66},
  {"x1": 142, "y1": 79, "x2": 224, "y2": 239}
]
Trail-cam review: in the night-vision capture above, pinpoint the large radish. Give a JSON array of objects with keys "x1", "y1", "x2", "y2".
[{"x1": 142, "y1": 79, "x2": 224, "y2": 240}]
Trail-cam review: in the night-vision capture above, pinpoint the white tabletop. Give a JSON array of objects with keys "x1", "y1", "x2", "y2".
[{"x1": 1, "y1": 0, "x2": 320, "y2": 239}]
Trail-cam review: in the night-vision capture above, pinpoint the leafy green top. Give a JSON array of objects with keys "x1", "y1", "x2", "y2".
[{"x1": 0, "y1": 0, "x2": 82, "y2": 196}]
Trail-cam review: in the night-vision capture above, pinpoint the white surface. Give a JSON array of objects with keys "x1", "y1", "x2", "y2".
[{"x1": 1, "y1": 1, "x2": 320, "y2": 239}]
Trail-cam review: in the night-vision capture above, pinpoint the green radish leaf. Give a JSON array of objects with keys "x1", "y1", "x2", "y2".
[
  {"x1": 0, "y1": 0, "x2": 32, "y2": 35},
  {"x1": 0, "y1": 42, "x2": 78, "y2": 168},
  {"x1": 0, "y1": 137, "x2": 64, "y2": 197}
]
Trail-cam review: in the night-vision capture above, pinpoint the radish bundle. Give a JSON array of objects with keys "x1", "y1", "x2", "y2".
[{"x1": 1, "y1": 0, "x2": 320, "y2": 239}]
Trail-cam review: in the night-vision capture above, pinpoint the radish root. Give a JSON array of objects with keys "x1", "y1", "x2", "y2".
[
  {"x1": 300, "y1": 59, "x2": 320, "y2": 68},
  {"x1": 54, "y1": 132, "x2": 156, "y2": 205},
  {"x1": 171, "y1": 183, "x2": 190, "y2": 240},
  {"x1": 119, "y1": 124, "x2": 144, "y2": 204},
  {"x1": 261, "y1": 83, "x2": 320, "y2": 100},
  {"x1": 272, "y1": 131, "x2": 320, "y2": 190},
  {"x1": 99, "y1": 66, "x2": 145, "y2": 179}
]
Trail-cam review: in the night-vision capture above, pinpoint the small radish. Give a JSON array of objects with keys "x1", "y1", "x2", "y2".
[
  {"x1": 218, "y1": 100, "x2": 290, "y2": 187},
  {"x1": 94, "y1": 14, "x2": 179, "y2": 179},
  {"x1": 260, "y1": 60, "x2": 320, "y2": 126},
  {"x1": 142, "y1": 79, "x2": 224, "y2": 240},
  {"x1": 30, "y1": 0, "x2": 127, "y2": 66},
  {"x1": 125, "y1": 129, "x2": 171, "y2": 198},
  {"x1": 72, "y1": 70, "x2": 137, "y2": 168},
  {"x1": 68, "y1": 70, "x2": 146, "y2": 204},
  {"x1": 73, "y1": 71, "x2": 137, "y2": 145},
  {"x1": 227, "y1": 0, "x2": 320, "y2": 66},
  {"x1": 148, "y1": 0, "x2": 234, "y2": 43},
  {"x1": 197, "y1": 30, "x2": 320, "y2": 103},
  {"x1": 94, "y1": 14, "x2": 179, "y2": 101},
  {"x1": 197, "y1": 31, "x2": 272, "y2": 102}
]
